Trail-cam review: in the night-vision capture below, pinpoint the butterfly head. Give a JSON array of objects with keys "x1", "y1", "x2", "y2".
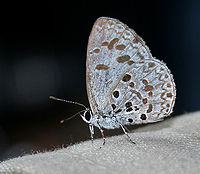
[
  {"x1": 49, "y1": 96, "x2": 93, "y2": 123},
  {"x1": 81, "y1": 109, "x2": 93, "y2": 123}
]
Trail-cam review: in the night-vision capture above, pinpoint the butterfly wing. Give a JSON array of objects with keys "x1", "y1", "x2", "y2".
[
  {"x1": 86, "y1": 17, "x2": 176, "y2": 124},
  {"x1": 108, "y1": 58, "x2": 176, "y2": 124},
  {"x1": 86, "y1": 17, "x2": 153, "y2": 114}
]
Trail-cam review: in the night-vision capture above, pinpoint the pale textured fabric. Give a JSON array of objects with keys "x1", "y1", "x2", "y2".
[{"x1": 0, "y1": 111, "x2": 200, "y2": 174}]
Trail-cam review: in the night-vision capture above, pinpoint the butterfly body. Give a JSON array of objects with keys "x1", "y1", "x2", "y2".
[{"x1": 90, "y1": 112, "x2": 121, "y2": 129}]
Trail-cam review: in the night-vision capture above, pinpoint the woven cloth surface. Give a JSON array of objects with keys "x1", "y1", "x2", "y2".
[{"x1": 0, "y1": 111, "x2": 200, "y2": 174}]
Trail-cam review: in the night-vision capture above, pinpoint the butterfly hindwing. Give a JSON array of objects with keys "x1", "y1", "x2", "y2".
[{"x1": 108, "y1": 58, "x2": 176, "y2": 124}]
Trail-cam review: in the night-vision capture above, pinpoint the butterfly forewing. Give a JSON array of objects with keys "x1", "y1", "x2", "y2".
[
  {"x1": 87, "y1": 17, "x2": 152, "y2": 113},
  {"x1": 86, "y1": 17, "x2": 176, "y2": 124}
]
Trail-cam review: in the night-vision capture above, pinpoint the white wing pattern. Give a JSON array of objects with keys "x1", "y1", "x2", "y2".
[{"x1": 86, "y1": 17, "x2": 176, "y2": 124}]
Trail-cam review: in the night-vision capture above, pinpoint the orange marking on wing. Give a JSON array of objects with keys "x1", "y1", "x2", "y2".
[
  {"x1": 96, "y1": 64, "x2": 109, "y2": 70},
  {"x1": 108, "y1": 38, "x2": 119, "y2": 50},
  {"x1": 116, "y1": 55, "x2": 130, "y2": 63},
  {"x1": 116, "y1": 44, "x2": 126, "y2": 50},
  {"x1": 93, "y1": 48, "x2": 100, "y2": 53}
]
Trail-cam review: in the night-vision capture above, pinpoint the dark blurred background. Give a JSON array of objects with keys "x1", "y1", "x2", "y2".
[{"x1": 0, "y1": 0, "x2": 199, "y2": 161}]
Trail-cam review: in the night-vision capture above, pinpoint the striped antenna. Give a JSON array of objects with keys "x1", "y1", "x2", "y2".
[{"x1": 49, "y1": 96, "x2": 88, "y2": 110}]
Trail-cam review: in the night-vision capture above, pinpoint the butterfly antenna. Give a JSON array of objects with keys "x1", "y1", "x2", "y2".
[
  {"x1": 60, "y1": 110, "x2": 86, "y2": 124},
  {"x1": 49, "y1": 96, "x2": 88, "y2": 110}
]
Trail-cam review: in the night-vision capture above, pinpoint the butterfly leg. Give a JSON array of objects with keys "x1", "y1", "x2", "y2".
[
  {"x1": 120, "y1": 124, "x2": 135, "y2": 144},
  {"x1": 124, "y1": 125, "x2": 130, "y2": 133},
  {"x1": 97, "y1": 122, "x2": 106, "y2": 145},
  {"x1": 89, "y1": 124, "x2": 94, "y2": 143}
]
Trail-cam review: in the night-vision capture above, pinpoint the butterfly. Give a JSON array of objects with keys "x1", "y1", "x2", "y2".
[{"x1": 50, "y1": 17, "x2": 176, "y2": 145}]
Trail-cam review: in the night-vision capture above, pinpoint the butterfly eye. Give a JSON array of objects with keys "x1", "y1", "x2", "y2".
[
  {"x1": 81, "y1": 110, "x2": 92, "y2": 123},
  {"x1": 84, "y1": 111, "x2": 91, "y2": 121}
]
